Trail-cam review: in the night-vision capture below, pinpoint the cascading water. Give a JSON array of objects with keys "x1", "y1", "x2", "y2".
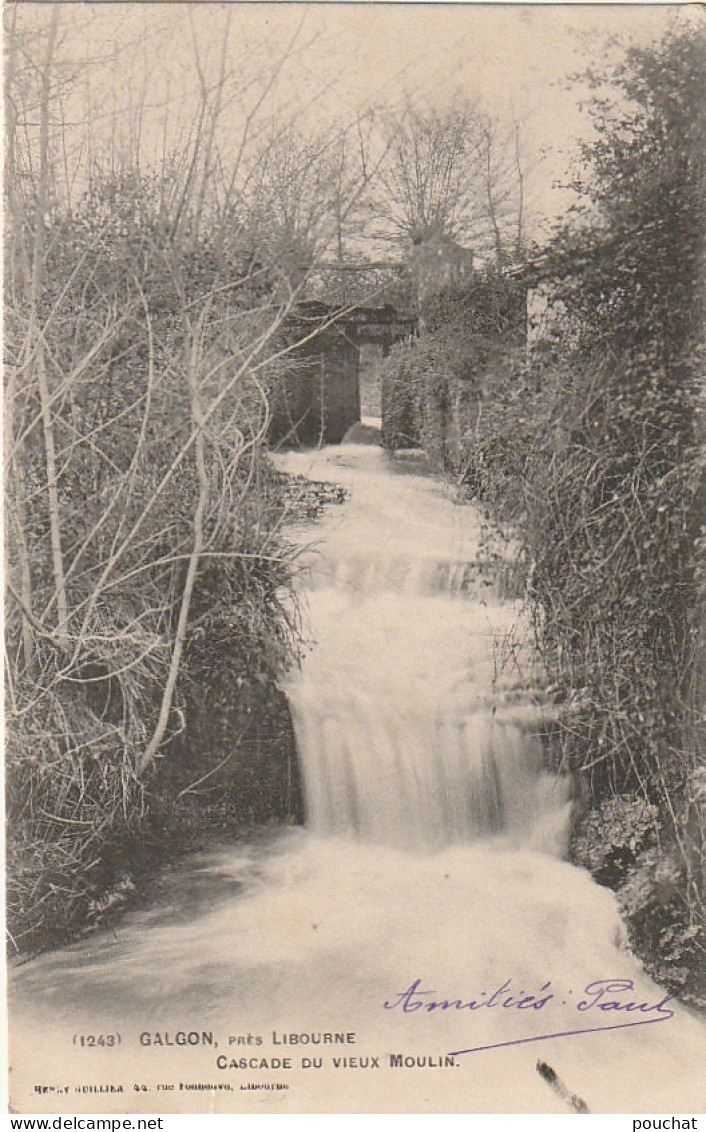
[
  {"x1": 284, "y1": 444, "x2": 570, "y2": 855},
  {"x1": 8, "y1": 440, "x2": 706, "y2": 1115}
]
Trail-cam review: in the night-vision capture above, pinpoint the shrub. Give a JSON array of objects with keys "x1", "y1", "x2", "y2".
[
  {"x1": 390, "y1": 21, "x2": 706, "y2": 991},
  {"x1": 5, "y1": 172, "x2": 304, "y2": 953},
  {"x1": 379, "y1": 274, "x2": 526, "y2": 472}
]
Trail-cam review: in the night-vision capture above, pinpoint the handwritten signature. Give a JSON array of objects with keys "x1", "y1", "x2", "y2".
[{"x1": 382, "y1": 979, "x2": 675, "y2": 1056}]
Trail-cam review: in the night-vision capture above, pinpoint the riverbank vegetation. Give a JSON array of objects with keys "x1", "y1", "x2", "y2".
[
  {"x1": 3, "y1": 9, "x2": 359, "y2": 954},
  {"x1": 381, "y1": 21, "x2": 706, "y2": 1003},
  {"x1": 3, "y1": 6, "x2": 536, "y2": 955},
  {"x1": 4, "y1": 8, "x2": 703, "y2": 987}
]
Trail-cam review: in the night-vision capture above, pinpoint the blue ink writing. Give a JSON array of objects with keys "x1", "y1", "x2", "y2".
[
  {"x1": 577, "y1": 979, "x2": 675, "y2": 1018},
  {"x1": 383, "y1": 978, "x2": 555, "y2": 1013},
  {"x1": 382, "y1": 978, "x2": 676, "y2": 1057}
]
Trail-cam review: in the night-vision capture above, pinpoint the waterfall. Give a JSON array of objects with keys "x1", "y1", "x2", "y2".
[
  {"x1": 283, "y1": 443, "x2": 571, "y2": 855},
  {"x1": 9, "y1": 439, "x2": 705, "y2": 1116}
]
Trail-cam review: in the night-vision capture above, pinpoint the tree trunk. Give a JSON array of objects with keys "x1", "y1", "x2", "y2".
[{"x1": 137, "y1": 320, "x2": 210, "y2": 774}]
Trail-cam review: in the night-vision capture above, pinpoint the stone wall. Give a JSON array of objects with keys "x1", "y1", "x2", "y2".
[
  {"x1": 270, "y1": 303, "x2": 416, "y2": 450},
  {"x1": 319, "y1": 325, "x2": 361, "y2": 443},
  {"x1": 270, "y1": 321, "x2": 361, "y2": 448}
]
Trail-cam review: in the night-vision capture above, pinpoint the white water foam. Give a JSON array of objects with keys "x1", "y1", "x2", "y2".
[{"x1": 9, "y1": 442, "x2": 706, "y2": 1114}]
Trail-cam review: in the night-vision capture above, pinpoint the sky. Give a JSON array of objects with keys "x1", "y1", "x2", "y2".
[
  {"x1": 282, "y1": 4, "x2": 678, "y2": 231},
  {"x1": 11, "y1": 3, "x2": 684, "y2": 241}
]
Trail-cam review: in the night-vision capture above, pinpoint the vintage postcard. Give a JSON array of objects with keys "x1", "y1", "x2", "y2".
[{"x1": 4, "y1": 1, "x2": 705, "y2": 1116}]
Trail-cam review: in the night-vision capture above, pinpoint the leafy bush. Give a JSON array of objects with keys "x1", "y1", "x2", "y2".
[
  {"x1": 390, "y1": 21, "x2": 706, "y2": 992},
  {"x1": 571, "y1": 794, "x2": 660, "y2": 885},
  {"x1": 380, "y1": 340, "x2": 422, "y2": 450},
  {"x1": 380, "y1": 274, "x2": 526, "y2": 471}
]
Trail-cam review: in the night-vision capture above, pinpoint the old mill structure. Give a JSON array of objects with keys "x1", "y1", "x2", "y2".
[
  {"x1": 269, "y1": 234, "x2": 562, "y2": 451},
  {"x1": 270, "y1": 298, "x2": 415, "y2": 447}
]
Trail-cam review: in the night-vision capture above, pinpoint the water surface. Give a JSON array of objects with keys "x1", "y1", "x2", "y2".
[{"x1": 9, "y1": 443, "x2": 705, "y2": 1114}]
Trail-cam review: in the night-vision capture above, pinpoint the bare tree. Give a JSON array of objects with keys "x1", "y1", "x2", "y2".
[
  {"x1": 371, "y1": 99, "x2": 527, "y2": 266},
  {"x1": 372, "y1": 101, "x2": 485, "y2": 244},
  {"x1": 240, "y1": 117, "x2": 379, "y2": 287},
  {"x1": 477, "y1": 114, "x2": 528, "y2": 268}
]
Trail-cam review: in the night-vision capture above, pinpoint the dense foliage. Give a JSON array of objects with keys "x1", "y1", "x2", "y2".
[
  {"x1": 380, "y1": 274, "x2": 526, "y2": 471},
  {"x1": 382, "y1": 21, "x2": 705, "y2": 1000}
]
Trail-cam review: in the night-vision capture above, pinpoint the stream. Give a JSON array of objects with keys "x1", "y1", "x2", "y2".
[{"x1": 9, "y1": 440, "x2": 706, "y2": 1114}]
